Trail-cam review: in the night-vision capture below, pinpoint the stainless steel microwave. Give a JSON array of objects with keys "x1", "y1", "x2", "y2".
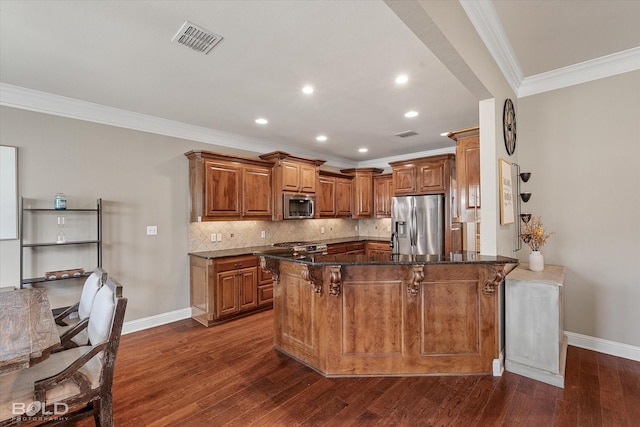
[{"x1": 283, "y1": 193, "x2": 315, "y2": 219}]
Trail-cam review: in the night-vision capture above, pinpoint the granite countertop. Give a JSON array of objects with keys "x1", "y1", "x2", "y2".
[
  {"x1": 188, "y1": 236, "x2": 390, "y2": 260},
  {"x1": 256, "y1": 251, "x2": 519, "y2": 266}
]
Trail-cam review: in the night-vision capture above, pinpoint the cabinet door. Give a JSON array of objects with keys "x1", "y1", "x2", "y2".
[
  {"x1": 216, "y1": 270, "x2": 239, "y2": 317},
  {"x1": 457, "y1": 138, "x2": 480, "y2": 213},
  {"x1": 336, "y1": 178, "x2": 353, "y2": 216},
  {"x1": 281, "y1": 161, "x2": 301, "y2": 192},
  {"x1": 318, "y1": 176, "x2": 336, "y2": 217},
  {"x1": 243, "y1": 165, "x2": 272, "y2": 218},
  {"x1": 393, "y1": 166, "x2": 416, "y2": 195},
  {"x1": 418, "y1": 162, "x2": 445, "y2": 193},
  {"x1": 204, "y1": 161, "x2": 242, "y2": 218},
  {"x1": 238, "y1": 267, "x2": 258, "y2": 310},
  {"x1": 374, "y1": 176, "x2": 392, "y2": 218},
  {"x1": 300, "y1": 164, "x2": 317, "y2": 193},
  {"x1": 353, "y1": 174, "x2": 373, "y2": 218}
]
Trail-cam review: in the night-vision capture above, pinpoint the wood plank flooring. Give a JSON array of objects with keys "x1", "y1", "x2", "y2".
[{"x1": 72, "y1": 310, "x2": 640, "y2": 426}]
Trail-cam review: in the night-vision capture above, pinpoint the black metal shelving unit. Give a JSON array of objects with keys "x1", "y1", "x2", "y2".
[{"x1": 19, "y1": 197, "x2": 102, "y2": 288}]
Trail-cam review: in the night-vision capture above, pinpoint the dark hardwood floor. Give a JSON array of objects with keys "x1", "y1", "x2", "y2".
[{"x1": 72, "y1": 310, "x2": 640, "y2": 426}]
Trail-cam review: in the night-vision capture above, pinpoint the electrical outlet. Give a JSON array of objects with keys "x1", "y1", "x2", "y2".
[
  {"x1": 146, "y1": 225, "x2": 158, "y2": 236},
  {"x1": 320, "y1": 227, "x2": 325, "y2": 234},
  {"x1": 261, "y1": 230, "x2": 266, "y2": 238},
  {"x1": 354, "y1": 225, "x2": 358, "y2": 231},
  {"x1": 217, "y1": 233, "x2": 222, "y2": 241},
  {"x1": 210, "y1": 234, "x2": 217, "y2": 242}
]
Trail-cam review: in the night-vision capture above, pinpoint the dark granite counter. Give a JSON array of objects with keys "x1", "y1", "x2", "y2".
[{"x1": 255, "y1": 250, "x2": 519, "y2": 266}]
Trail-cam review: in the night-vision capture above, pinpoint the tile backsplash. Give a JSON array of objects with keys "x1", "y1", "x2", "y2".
[{"x1": 189, "y1": 218, "x2": 391, "y2": 252}]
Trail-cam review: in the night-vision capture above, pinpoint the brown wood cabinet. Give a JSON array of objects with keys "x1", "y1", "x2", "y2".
[
  {"x1": 318, "y1": 171, "x2": 353, "y2": 218},
  {"x1": 449, "y1": 127, "x2": 480, "y2": 222},
  {"x1": 341, "y1": 168, "x2": 383, "y2": 219},
  {"x1": 259, "y1": 151, "x2": 325, "y2": 220},
  {"x1": 185, "y1": 151, "x2": 274, "y2": 221},
  {"x1": 189, "y1": 254, "x2": 272, "y2": 326},
  {"x1": 365, "y1": 240, "x2": 391, "y2": 255},
  {"x1": 373, "y1": 173, "x2": 393, "y2": 218},
  {"x1": 390, "y1": 154, "x2": 454, "y2": 196}
]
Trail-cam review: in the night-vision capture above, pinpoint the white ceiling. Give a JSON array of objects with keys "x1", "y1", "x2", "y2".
[{"x1": 1, "y1": 1, "x2": 639, "y2": 167}]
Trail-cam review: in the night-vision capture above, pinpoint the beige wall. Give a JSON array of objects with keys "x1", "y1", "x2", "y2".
[
  {"x1": 518, "y1": 71, "x2": 640, "y2": 347},
  {"x1": 0, "y1": 106, "x2": 391, "y2": 321}
]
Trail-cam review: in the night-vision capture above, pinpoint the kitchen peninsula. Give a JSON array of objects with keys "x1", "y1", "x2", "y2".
[{"x1": 257, "y1": 250, "x2": 518, "y2": 377}]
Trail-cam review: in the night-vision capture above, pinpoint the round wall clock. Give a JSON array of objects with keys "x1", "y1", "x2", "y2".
[{"x1": 503, "y1": 98, "x2": 516, "y2": 155}]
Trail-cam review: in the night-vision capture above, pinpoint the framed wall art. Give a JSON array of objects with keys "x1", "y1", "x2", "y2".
[{"x1": 499, "y1": 158, "x2": 515, "y2": 225}]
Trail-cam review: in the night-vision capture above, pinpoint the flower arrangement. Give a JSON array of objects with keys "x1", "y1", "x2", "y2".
[{"x1": 520, "y1": 216, "x2": 554, "y2": 252}]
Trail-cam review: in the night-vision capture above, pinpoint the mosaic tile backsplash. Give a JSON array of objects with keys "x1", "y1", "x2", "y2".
[{"x1": 189, "y1": 218, "x2": 391, "y2": 252}]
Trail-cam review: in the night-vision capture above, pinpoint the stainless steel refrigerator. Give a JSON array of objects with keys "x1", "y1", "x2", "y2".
[{"x1": 391, "y1": 195, "x2": 444, "y2": 255}]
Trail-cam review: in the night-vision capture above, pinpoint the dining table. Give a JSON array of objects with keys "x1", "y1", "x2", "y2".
[{"x1": 0, "y1": 288, "x2": 60, "y2": 375}]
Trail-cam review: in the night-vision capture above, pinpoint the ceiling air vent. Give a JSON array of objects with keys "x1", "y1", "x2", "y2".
[
  {"x1": 395, "y1": 130, "x2": 418, "y2": 138},
  {"x1": 172, "y1": 21, "x2": 223, "y2": 54}
]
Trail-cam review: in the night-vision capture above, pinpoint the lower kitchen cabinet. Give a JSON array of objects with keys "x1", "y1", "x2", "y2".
[
  {"x1": 365, "y1": 240, "x2": 391, "y2": 255},
  {"x1": 189, "y1": 254, "x2": 273, "y2": 326}
]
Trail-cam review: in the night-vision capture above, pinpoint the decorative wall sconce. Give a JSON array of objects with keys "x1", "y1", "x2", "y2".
[{"x1": 512, "y1": 163, "x2": 532, "y2": 251}]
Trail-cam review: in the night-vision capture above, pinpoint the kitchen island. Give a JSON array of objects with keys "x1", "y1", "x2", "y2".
[{"x1": 257, "y1": 250, "x2": 518, "y2": 377}]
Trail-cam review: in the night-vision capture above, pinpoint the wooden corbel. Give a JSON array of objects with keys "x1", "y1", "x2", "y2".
[
  {"x1": 259, "y1": 257, "x2": 280, "y2": 282},
  {"x1": 483, "y1": 266, "x2": 506, "y2": 296},
  {"x1": 328, "y1": 266, "x2": 342, "y2": 297},
  {"x1": 405, "y1": 265, "x2": 424, "y2": 296},
  {"x1": 301, "y1": 265, "x2": 324, "y2": 295}
]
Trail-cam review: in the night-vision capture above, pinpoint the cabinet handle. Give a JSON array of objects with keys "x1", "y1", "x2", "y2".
[{"x1": 234, "y1": 263, "x2": 242, "y2": 267}]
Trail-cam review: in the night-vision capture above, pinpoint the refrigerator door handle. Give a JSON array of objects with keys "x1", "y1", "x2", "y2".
[{"x1": 411, "y1": 198, "x2": 417, "y2": 248}]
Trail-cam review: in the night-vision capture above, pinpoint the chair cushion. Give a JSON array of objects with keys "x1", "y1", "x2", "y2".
[
  {"x1": 87, "y1": 284, "x2": 116, "y2": 346},
  {"x1": 77, "y1": 271, "x2": 102, "y2": 320},
  {"x1": 0, "y1": 346, "x2": 102, "y2": 422}
]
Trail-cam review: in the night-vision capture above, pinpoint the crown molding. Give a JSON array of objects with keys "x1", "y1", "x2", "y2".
[
  {"x1": 0, "y1": 83, "x2": 355, "y2": 169},
  {"x1": 459, "y1": 0, "x2": 523, "y2": 95},
  {"x1": 518, "y1": 47, "x2": 640, "y2": 97}
]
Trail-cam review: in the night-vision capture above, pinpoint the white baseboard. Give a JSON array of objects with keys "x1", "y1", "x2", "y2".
[
  {"x1": 122, "y1": 308, "x2": 191, "y2": 335},
  {"x1": 566, "y1": 331, "x2": 640, "y2": 362}
]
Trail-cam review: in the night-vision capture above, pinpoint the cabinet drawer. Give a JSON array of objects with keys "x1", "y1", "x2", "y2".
[
  {"x1": 216, "y1": 256, "x2": 259, "y2": 273},
  {"x1": 258, "y1": 284, "x2": 274, "y2": 305},
  {"x1": 345, "y1": 242, "x2": 365, "y2": 252},
  {"x1": 327, "y1": 243, "x2": 346, "y2": 255}
]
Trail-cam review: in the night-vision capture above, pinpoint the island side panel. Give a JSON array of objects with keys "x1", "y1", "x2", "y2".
[{"x1": 272, "y1": 260, "x2": 327, "y2": 372}]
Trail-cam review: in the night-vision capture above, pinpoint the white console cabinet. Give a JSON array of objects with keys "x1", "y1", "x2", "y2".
[{"x1": 505, "y1": 264, "x2": 567, "y2": 388}]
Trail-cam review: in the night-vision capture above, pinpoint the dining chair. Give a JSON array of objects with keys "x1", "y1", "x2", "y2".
[
  {"x1": 54, "y1": 267, "x2": 107, "y2": 348},
  {"x1": 0, "y1": 277, "x2": 127, "y2": 427}
]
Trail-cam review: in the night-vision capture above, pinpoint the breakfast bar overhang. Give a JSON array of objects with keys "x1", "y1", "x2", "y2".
[{"x1": 257, "y1": 251, "x2": 519, "y2": 377}]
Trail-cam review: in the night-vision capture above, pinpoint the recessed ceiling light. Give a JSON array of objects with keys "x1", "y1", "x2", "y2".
[
  {"x1": 316, "y1": 135, "x2": 327, "y2": 142},
  {"x1": 302, "y1": 85, "x2": 314, "y2": 94},
  {"x1": 255, "y1": 118, "x2": 268, "y2": 125},
  {"x1": 358, "y1": 148, "x2": 368, "y2": 153},
  {"x1": 395, "y1": 74, "x2": 408, "y2": 85},
  {"x1": 404, "y1": 111, "x2": 419, "y2": 118}
]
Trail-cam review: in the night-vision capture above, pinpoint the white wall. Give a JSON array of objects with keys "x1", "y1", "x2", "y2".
[{"x1": 518, "y1": 71, "x2": 640, "y2": 347}]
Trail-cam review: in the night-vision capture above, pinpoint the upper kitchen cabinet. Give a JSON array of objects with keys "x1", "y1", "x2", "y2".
[
  {"x1": 341, "y1": 168, "x2": 384, "y2": 219},
  {"x1": 373, "y1": 173, "x2": 393, "y2": 218},
  {"x1": 318, "y1": 170, "x2": 353, "y2": 218},
  {"x1": 389, "y1": 154, "x2": 455, "y2": 197},
  {"x1": 448, "y1": 127, "x2": 480, "y2": 222},
  {"x1": 185, "y1": 150, "x2": 274, "y2": 221},
  {"x1": 260, "y1": 151, "x2": 325, "y2": 220}
]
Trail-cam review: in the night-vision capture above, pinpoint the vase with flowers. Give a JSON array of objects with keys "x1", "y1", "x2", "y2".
[{"x1": 519, "y1": 216, "x2": 554, "y2": 271}]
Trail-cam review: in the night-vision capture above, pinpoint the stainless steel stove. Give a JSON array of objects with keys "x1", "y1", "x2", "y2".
[{"x1": 273, "y1": 241, "x2": 328, "y2": 254}]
